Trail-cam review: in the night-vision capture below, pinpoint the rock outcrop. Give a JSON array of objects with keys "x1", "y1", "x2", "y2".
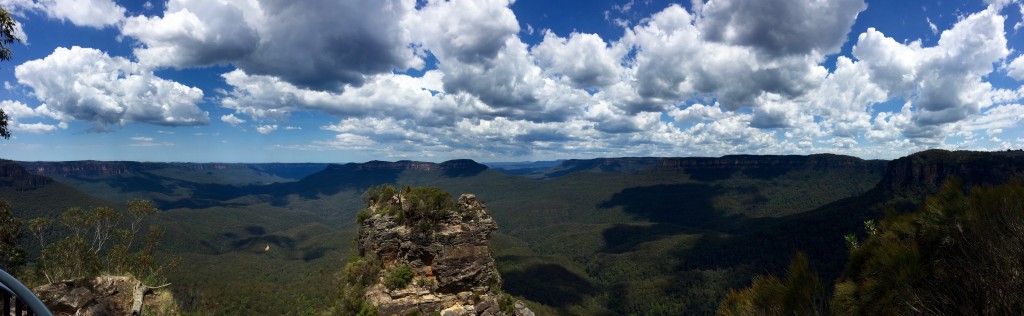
[
  {"x1": 33, "y1": 275, "x2": 178, "y2": 316},
  {"x1": 350, "y1": 190, "x2": 533, "y2": 316}
]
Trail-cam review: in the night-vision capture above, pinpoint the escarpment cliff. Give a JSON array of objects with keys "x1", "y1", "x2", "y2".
[
  {"x1": 880, "y1": 149, "x2": 1024, "y2": 195},
  {"x1": 340, "y1": 186, "x2": 533, "y2": 316},
  {"x1": 0, "y1": 160, "x2": 54, "y2": 191},
  {"x1": 543, "y1": 154, "x2": 887, "y2": 178}
]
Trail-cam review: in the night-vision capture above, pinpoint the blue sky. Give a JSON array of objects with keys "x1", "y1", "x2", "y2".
[{"x1": 1, "y1": 0, "x2": 1023, "y2": 163}]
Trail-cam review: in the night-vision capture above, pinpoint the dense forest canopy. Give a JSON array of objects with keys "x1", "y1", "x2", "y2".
[{"x1": 719, "y1": 178, "x2": 1024, "y2": 315}]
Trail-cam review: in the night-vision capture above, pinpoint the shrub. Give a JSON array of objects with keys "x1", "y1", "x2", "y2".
[
  {"x1": 361, "y1": 184, "x2": 398, "y2": 208},
  {"x1": 359, "y1": 185, "x2": 460, "y2": 229},
  {"x1": 716, "y1": 252, "x2": 824, "y2": 316},
  {"x1": 354, "y1": 301, "x2": 377, "y2": 316},
  {"x1": 831, "y1": 179, "x2": 1024, "y2": 314},
  {"x1": 405, "y1": 187, "x2": 453, "y2": 212},
  {"x1": 338, "y1": 254, "x2": 381, "y2": 313},
  {"x1": 498, "y1": 294, "x2": 515, "y2": 314},
  {"x1": 384, "y1": 264, "x2": 414, "y2": 290},
  {"x1": 356, "y1": 209, "x2": 371, "y2": 224}
]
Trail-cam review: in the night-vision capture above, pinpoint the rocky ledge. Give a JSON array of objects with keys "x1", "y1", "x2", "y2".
[
  {"x1": 33, "y1": 275, "x2": 177, "y2": 316},
  {"x1": 349, "y1": 188, "x2": 533, "y2": 316}
]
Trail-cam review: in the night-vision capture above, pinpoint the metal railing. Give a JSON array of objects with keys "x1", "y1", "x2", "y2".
[{"x1": 0, "y1": 269, "x2": 51, "y2": 316}]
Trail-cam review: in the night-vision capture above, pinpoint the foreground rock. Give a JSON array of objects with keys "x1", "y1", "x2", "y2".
[
  {"x1": 346, "y1": 187, "x2": 534, "y2": 316},
  {"x1": 33, "y1": 275, "x2": 177, "y2": 316}
]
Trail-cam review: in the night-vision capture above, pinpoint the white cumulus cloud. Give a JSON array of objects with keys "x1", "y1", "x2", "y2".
[
  {"x1": 1, "y1": 0, "x2": 125, "y2": 28},
  {"x1": 14, "y1": 46, "x2": 209, "y2": 131},
  {"x1": 220, "y1": 114, "x2": 246, "y2": 126},
  {"x1": 256, "y1": 124, "x2": 277, "y2": 134}
]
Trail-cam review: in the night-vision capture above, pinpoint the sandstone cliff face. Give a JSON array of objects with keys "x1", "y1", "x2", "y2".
[
  {"x1": 19, "y1": 161, "x2": 138, "y2": 177},
  {"x1": 0, "y1": 160, "x2": 54, "y2": 191},
  {"x1": 354, "y1": 193, "x2": 533, "y2": 316},
  {"x1": 33, "y1": 275, "x2": 177, "y2": 316},
  {"x1": 880, "y1": 149, "x2": 1024, "y2": 195}
]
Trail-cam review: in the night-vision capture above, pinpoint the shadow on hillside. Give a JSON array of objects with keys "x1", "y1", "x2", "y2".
[
  {"x1": 264, "y1": 166, "x2": 402, "y2": 200},
  {"x1": 498, "y1": 256, "x2": 595, "y2": 309},
  {"x1": 231, "y1": 234, "x2": 296, "y2": 252},
  {"x1": 600, "y1": 223, "x2": 697, "y2": 253},
  {"x1": 244, "y1": 225, "x2": 266, "y2": 235},
  {"x1": 442, "y1": 163, "x2": 488, "y2": 177},
  {"x1": 682, "y1": 165, "x2": 794, "y2": 182},
  {"x1": 70, "y1": 173, "x2": 179, "y2": 195},
  {"x1": 599, "y1": 183, "x2": 724, "y2": 227},
  {"x1": 672, "y1": 189, "x2": 890, "y2": 284},
  {"x1": 597, "y1": 183, "x2": 780, "y2": 256},
  {"x1": 180, "y1": 165, "x2": 403, "y2": 207},
  {"x1": 741, "y1": 167, "x2": 790, "y2": 180},
  {"x1": 685, "y1": 168, "x2": 735, "y2": 182}
]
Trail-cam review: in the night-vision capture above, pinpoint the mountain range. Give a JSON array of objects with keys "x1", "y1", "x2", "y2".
[{"x1": 1, "y1": 149, "x2": 1021, "y2": 314}]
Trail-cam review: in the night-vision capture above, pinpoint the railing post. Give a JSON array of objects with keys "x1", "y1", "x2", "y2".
[
  {"x1": 3, "y1": 291, "x2": 11, "y2": 315},
  {"x1": 0, "y1": 269, "x2": 52, "y2": 316}
]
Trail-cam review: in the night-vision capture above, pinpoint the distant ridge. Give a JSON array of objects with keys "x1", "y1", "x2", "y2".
[
  {"x1": 545, "y1": 157, "x2": 662, "y2": 177},
  {"x1": 0, "y1": 160, "x2": 112, "y2": 219},
  {"x1": 19, "y1": 160, "x2": 140, "y2": 177},
  {"x1": 543, "y1": 154, "x2": 887, "y2": 178},
  {"x1": 18, "y1": 161, "x2": 329, "y2": 180},
  {"x1": 184, "y1": 159, "x2": 493, "y2": 204},
  {"x1": 660, "y1": 153, "x2": 884, "y2": 169},
  {"x1": 329, "y1": 159, "x2": 487, "y2": 176}
]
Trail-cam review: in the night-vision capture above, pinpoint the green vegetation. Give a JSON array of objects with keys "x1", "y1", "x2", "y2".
[
  {"x1": 361, "y1": 184, "x2": 460, "y2": 229},
  {"x1": 0, "y1": 5, "x2": 21, "y2": 139},
  {"x1": 719, "y1": 179, "x2": 1024, "y2": 315},
  {"x1": 832, "y1": 178, "x2": 1024, "y2": 314},
  {"x1": 0, "y1": 6, "x2": 17, "y2": 63},
  {"x1": 356, "y1": 209, "x2": 371, "y2": 224},
  {"x1": 402, "y1": 163, "x2": 883, "y2": 314},
  {"x1": 717, "y1": 252, "x2": 826, "y2": 315},
  {"x1": 336, "y1": 254, "x2": 381, "y2": 315},
  {"x1": 0, "y1": 198, "x2": 25, "y2": 270},
  {"x1": 158, "y1": 211, "x2": 353, "y2": 315},
  {"x1": 15, "y1": 200, "x2": 175, "y2": 286},
  {"x1": 4, "y1": 156, "x2": 890, "y2": 315},
  {"x1": 383, "y1": 264, "x2": 414, "y2": 290}
]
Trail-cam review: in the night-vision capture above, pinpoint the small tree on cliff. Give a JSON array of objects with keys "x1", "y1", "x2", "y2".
[{"x1": 0, "y1": 6, "x2": 23, "y2": 139}]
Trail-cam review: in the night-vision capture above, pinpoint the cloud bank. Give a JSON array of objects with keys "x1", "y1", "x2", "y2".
[{"x1": 3, "y1": 0, "x2": 1023, "y2": 160}]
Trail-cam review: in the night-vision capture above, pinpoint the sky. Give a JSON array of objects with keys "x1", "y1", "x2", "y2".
[{"x1": 1, "y1": 0, "x2": 1024, "y2": 163}]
